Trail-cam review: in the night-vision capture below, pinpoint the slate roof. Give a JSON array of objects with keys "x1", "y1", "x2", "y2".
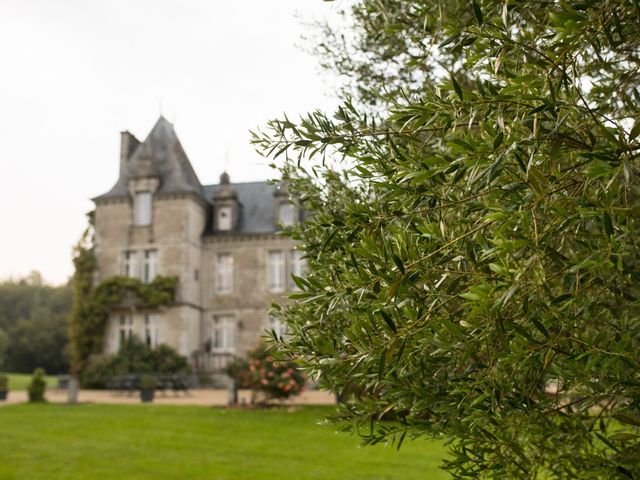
[
  {"x1": 93, "y1": 117, "x2": 280, "y2": 235},
  {"x1": 203, "y1": 182, "x2": 278, "y2": 235}
]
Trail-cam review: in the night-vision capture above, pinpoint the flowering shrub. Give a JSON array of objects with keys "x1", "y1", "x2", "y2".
[{"x1": 227, "y1": 344, "x2": 305, "y2": 402}]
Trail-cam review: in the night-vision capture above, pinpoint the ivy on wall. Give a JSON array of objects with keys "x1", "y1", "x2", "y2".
[{"x1": 68, "y1": 213, "x2": 177, "y2": 375}]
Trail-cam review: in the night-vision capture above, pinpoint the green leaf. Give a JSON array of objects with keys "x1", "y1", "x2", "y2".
[
  {"x1": 514, "y1": 152, "x2": 527, "y2": 174},
  {"x1": 551, "y1": 293, "x2": 572, "y2": 304},
  {"x1": 472, "y1": 0, "x2": 483, "y2": 25},
  {"x1": 493, "y1": 131, "x2": 504, "y2": 149},
  {"x1": 439, "y1": 33, "x2": 460, "y2": 48},
  {"x1": 609, "y1": 433, "x2": 640, "y2": 442},
  {"x1": 602, "y1": 211, "x2": 614, "y2": 236},
  {"x1": 585, "y1": 160, "x2": 613, "y2": 179},
  {"x1": 378, "y1": 348, "x2": 387, "y2": 381},
  {"x1": 596, "y1": 432, "x2": 619, "y2": 451},
  {"x1": 501, "y1": 2, "x2": 508, "y2": 28},
  {"x1": 460, "y1": 291, "x2": 481, "y2": 301},
  {"x1": 392, "y1": 255, "x2": 405, "y2": 274},
  {"x1": 380, "y1": 310, "x2": 397, "y2": 334},
  {"x1": 451, "y1": 74, "x2": 463, "y2": 101},
  {"x1": 629, "y1": 118, "x2": 640, "y2": 141},
  {"x1": 569, "y1": 259, "x2": 597, "y2": 273},
  {"x1": 530, "y1": 317, "x2": 549, "y2": 338},
  {"x1": 613, "y1": 414, "x2": 640, "y2": 427},
  {"x1": 442, "y1": 319, "x2": 464, "y2": 339}
]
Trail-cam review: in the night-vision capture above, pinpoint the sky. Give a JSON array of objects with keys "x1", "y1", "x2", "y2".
[{"x1": 0, "y1": 0, "x2": 341, "y2": 286}]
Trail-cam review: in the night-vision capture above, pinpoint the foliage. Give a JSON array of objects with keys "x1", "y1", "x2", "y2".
[
  {"x1": 68, "y1": 217, "x2": 99, "y2": 375},
  {"x1": 69, "y1": 213, "x2": 178, "y2": 375},
  {"x1": 0, "y1": 405, "x2": 449, "y2": 480},
  {"x1": 0, "y1": 329, "x2": 7, "y2": 370},
  {"x1": 0, "y1": 374, "x2": 7, "y2": 390},
  {"x1": 81, "y1": 336, "x2": 189, "y2": 388},
  {"x1": 226, "y1": 344, "x2": 305, "y2": 402},
  {"x1": 28, "y1": 368, "x2": 47, "y2": 403},
  {"x1": 254, "y1": 1, "x2": 640, "y2": 478},
  {"x1": 0, "y1": 274, "x2": 71, "y2": 374}
]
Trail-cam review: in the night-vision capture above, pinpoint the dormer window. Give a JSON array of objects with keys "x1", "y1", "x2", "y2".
[
  {"x1": 212, "y1": 172, "x2": 239, "y2": 232},
  {"x1": 133, "y1": 191, "x2": 152, "y2": 226},
  {"x1": 217, "y1": 206, "x2": 232, "y2": 231},
  {"x1": 278, "y1": 202, "x2": 297, "y2": 227}
]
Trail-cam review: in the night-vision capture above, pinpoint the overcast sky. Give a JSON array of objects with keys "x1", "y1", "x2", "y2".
[{"x1": 0, "y1": 0, "x2": 341, "y2": 285}]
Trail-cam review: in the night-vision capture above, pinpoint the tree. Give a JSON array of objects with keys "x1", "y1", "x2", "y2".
[
  {"x1": 254, "y1": 1, "x2": 640, "y2": 478},
  {"x1": 0, "y1": 275, "x2": 71, "y2": 374}
]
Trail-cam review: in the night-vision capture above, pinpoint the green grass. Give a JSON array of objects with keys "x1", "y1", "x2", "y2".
[
  {"x1": 4, "y1": 372, "x2": 58, "y2": 390},
  {"x1": 0, "y1": 404, "x2": 450, "y2": 480}
]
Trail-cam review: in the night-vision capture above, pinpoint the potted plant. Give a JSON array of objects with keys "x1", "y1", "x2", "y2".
[
  {"x1": 139, "y1": 375, "x2": 156, "y2": 403},
  {"x1": 0, "y1": 374, "x2": 8, "y2": 401}
]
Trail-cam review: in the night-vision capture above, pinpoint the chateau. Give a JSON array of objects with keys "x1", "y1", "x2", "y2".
[{"x1": 92, "y1": 117, "x2": 303, "y2": 373}]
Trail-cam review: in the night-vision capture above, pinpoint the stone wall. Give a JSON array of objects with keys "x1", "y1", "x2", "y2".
[{"x1": 95, "y1": 191, "x2": 300, "y2": 370}]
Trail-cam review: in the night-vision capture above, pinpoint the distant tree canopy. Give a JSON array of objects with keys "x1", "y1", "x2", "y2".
[
  {"x1": 255, "y1": 1, "x2": 640, "y2": 478},
  {"x1": 0, "y1": 272, "x2": 71, "y2": 374}
]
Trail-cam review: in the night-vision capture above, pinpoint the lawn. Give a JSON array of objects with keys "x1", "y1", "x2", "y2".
[
  {"x1": 5, "y1": 372, "x2": 58, "y2": 390},
  {"x1": 0, "y1": 404, "x2": 449, "y2": 480}
]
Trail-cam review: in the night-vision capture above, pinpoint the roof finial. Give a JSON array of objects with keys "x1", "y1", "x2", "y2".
[
  {"x1": 220, "y1": 171, "x2": 230, "y2": 185},
  {"x1": 159, "y1": 99, "x2": 163, "y2": 118},
  {"x1": 224, "y1": 146, "x2": 230, "y2": 171}
]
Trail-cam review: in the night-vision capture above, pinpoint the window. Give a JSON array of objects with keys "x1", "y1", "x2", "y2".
[
  {"x1": 122, "y1": 251, "x2": 139, "y2": 278},
  {"x1": 212, "y1": 315, "x2": 235, "y2": 352},
  {"x1": 143, "y1": 250, "x2": 158, "y2": 283},
  {"x1": 217, "y1": 206, "x2": 232, "y2": 231},
  {"x1": 144, "y1": 314, "x2": 160, "y2": 347},
  {"x1": 216, "y1": 253, "x2": 233, "y2": 294},
  {"x1": 119, "y1": 314, "x2": 133, "y2": 347},
  {"x1": 133, "y1": 191, "x2": 152, "y2": 226},
  {"x1": 289, "y1": 249, "x2": 308, "y2": 291},
  {"x1": 267, "y1": 315, "x2": 288, "y2": 339},
  {"x1": 278, "y1": 203, "x2": 297, "y2": 227},
  {"x1": 267, "y1": 250, "x2": 285, "y2": 292}
]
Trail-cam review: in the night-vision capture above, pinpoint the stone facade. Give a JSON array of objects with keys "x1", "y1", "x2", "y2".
[{"x1": 93, "y1": 117, "x2": 303, "y2": 373}]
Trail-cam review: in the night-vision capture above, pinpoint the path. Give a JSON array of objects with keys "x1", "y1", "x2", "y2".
[{"x1": 0, "y1": 388, "x2": 336, "y2": 406}]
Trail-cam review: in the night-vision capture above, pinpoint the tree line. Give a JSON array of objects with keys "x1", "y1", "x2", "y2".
[{"x1": 0, "y1": 272, "x2": 70, "y2": 374}]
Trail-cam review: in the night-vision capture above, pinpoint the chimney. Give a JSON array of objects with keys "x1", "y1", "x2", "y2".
[{"x1": 120, "y1": 131, "x2": 140, "y2": 175}]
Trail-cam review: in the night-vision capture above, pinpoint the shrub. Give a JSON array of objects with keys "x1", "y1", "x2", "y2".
[
  {"x1": 0, "y1": 374, "x2": 7, "y2": 390},
  {"x1": 227, "y1": 344, "x2": 304, "y2": 403},
  {"x1": 81, "y1": 336, "x2": 189, "y2": 388},
  {"x1": 28, "y1": 368, "x2": 47, "y2": 402}
]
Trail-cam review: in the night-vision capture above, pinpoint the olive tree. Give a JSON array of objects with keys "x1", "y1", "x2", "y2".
[{"x1": 254, "y1": 1, "x2": 640, "y2": 478}]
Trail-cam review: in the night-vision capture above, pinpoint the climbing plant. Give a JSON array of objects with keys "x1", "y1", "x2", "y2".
[{"x1": 68, "y1": 213, "x2": 177, "y2": 375}]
